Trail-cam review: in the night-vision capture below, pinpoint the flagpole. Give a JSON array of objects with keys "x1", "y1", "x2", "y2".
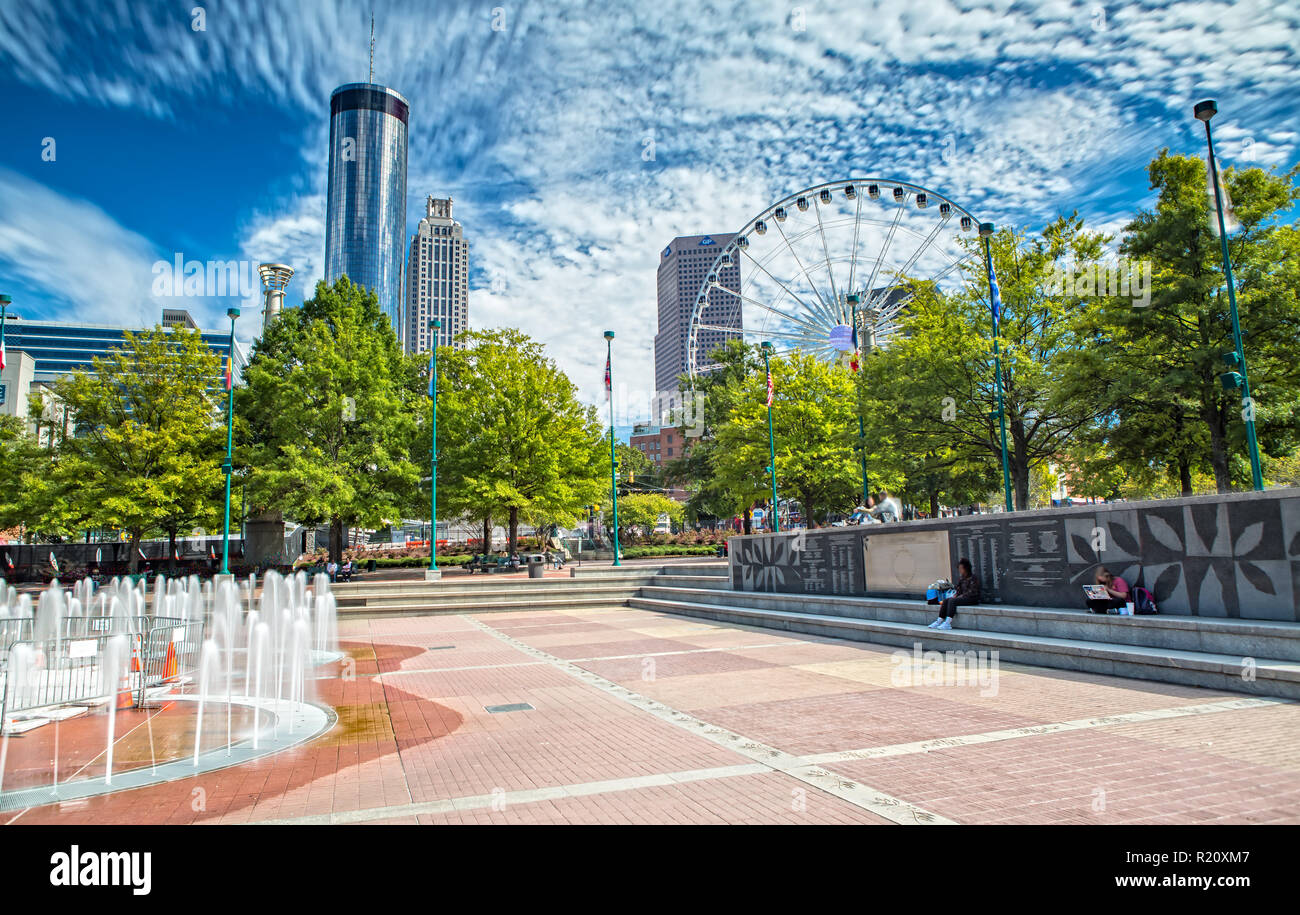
[
  {"x1": 761, "y1": 342, "x2": 779, "y2": 533},
  {"x1": 1196, "y1": 99, "x2": 1263, "y2": 491},
  {"x1": 980, "y1": 224, "x2": 1014, "y2": 512},
  {"x1": 220, "y1": 307, "x2": 240, "y2": 575},
  {"x1": 847, "y1": 293, "x2": 869, "y2": 505},
  {"x1": 0, "y1": 294, "x2": 10, "y2": 379},
  {"x1": 427, "y1": 319, "x2": 441, "y2": 579},
  {"x1": 604, "y1": 331, "x2": 621, "y2": 566}
]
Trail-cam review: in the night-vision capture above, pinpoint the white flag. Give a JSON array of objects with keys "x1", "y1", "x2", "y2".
[{"x1": 1206, "y1": 155, "x2": 1240, "y2": 236}]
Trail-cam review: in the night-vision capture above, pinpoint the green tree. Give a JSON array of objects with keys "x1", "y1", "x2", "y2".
[
  {"x1": 437, "y1": 328, "x2": 606, "y2": 554},
  {"x1": 713, "y1": 349, "x2": 859, "y2": 525},
  {"x1": 238, "y1": 277, "x2": 421, "y2": 562},
  {"x1": 663, "y1": 339, "x2": 765, "y2": 528},
  {"x1": 45, "y1": 326, "x2": 224, "y2": 571},
  {"x1": 859, "y1": 219, "x2": 1108, "y2": 510},
  {"x1": 615, "y1": 442, "x2": 652, "y2": 486},
  {"x1": 1092, "y1": 150, "x2": 1300, "y2": 492},
  {"x1": 615, "y1": 492, "x2": 684, "y2": 540}
]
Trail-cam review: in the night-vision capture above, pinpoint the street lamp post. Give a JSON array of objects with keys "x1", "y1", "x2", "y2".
[
  {"x1": 427, "y1": 319, "x2": 442, "y2": 580},
  {"x1": 846, "y1": 294, "x2": 870, "y2": 506},
  {"x1": 604, "y1": 331, "x2": 621, "y2": 566},
  {"x1": 980, "y1": 223, "x2": 1015, "y2": 513},
  {"x1": 1196, "y1": 99, "x2": 1264, "y2": 492},
  {"x1": 220, "y1": 307, "x2": 240, "y2": 575},
  {"x1": 761, "y1": 342, "x2": 779, "y2": 533},
  {"x1": 0, "y1": 294, "x2": 10, "y2": 384}
]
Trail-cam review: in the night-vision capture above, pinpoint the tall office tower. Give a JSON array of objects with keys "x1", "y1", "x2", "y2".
[
  {"x1": 324, "y1": 83, "x2": 409, "y2": 340},
  {"x1": 654, "y1": 233, "x2": 742, "y2": 395},
  {"x1": 404, "y1": 196, "x2": 469, "y2": 353}
]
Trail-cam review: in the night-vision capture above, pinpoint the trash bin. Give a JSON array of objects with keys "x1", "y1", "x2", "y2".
[
  {"x1": 527, "y1": 556, "x2": 545, "y2": 578},
  {"x1": 367, "y1": 559, "x2": 377, "y2": 573}
]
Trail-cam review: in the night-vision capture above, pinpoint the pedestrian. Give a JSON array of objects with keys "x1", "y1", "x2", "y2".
[{"x1": 928, "y1": 558, "x2": 980, "y2": 630}]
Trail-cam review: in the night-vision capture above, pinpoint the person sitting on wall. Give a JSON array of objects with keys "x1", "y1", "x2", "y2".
[
  {"x1": 928, "y1": 558, "x2": 980, "y2": 630},
  {"x1": 1087, "y1": 566, "x2": 1129, "y2": 614}
]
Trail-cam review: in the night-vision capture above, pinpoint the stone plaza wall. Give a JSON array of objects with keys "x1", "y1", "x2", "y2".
[{"x1": 727, "y1": 487, "x2": 1300, "y2": 621}]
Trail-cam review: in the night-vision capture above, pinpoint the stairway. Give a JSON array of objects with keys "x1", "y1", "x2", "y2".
[{"x1": 331, "y1": 561, "x2": 1300, "y2": 699}]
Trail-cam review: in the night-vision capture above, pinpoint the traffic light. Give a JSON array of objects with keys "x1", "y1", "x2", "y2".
[{"x1": 1220, "y1": 371, "x2": 1244, "y2": 392}]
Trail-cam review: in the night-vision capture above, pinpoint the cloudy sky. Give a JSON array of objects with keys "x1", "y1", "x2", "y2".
[{"x1": 0, "y1": 0, "x2": 1297, "y2": 413}]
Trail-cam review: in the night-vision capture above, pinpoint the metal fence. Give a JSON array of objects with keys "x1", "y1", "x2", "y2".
[
  {"x1": 0, "y1": 617, "x2": 199, "y2": 727},
  {"x1": 135, "y1": 619, "x2": 205, "y2": 708}
]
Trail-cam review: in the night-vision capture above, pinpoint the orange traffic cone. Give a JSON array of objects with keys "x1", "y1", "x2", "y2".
[{"x1": 162, "y1": 642, "x2": 178, "y2": 681}]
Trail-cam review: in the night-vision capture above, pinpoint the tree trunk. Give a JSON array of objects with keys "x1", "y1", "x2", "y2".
[
  {"x1": 167, "y1": 528, "x2": 177, "y2": 576},
  {"x1": 742, "y1": 507, "x2": 752, "y2": 535},
  {"x1": 128, "y1": 531, "x2": 141, "y2": 574},
  {"x1": 508, "y1": 506, "x2": 519, "y2": 555},
  {"x1": 1178, "y1": 456, "x2": 1193, "y2": 497},
  {"x1": 929, "y1": 491, "x2": 940, "y2": 517},
  {"x1": 482, "y1": 515, "x2": 491, "y2": 552},
  {"x1": 329, "y1": 517, "x2": 344, "y2": 563},
  {"x1": 1203, "y1": 399, "x2": 1232, "y2": 493}
]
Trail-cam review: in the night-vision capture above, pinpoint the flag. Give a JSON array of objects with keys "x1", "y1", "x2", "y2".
[
  {"x1": 224, "y1": 355, "x2": 233, "y2": 391},
  {"x1": 4, "y1": 553, "x2": 13, "y2": 570},
  {"x1": 0, "y1": 333, "x2": 6, "y2": 372},
  {"x1": 988, "y1": 264, "x2": 1002, "y2": 332},
  {"x1": 426, "y1": 354, "x2": 436, "y2": 398},
  {"x1": 604, "y1": 353, "x2": 612, "y2": 401},
  {"x1": 1206, "y1": 154, "x2": 1240, "y2": 236},
  {"x1": 766, "y1": 365, "x2": 774, "y2": 407},
  {"x1": 849, "y1": 321, "x2": 860, "y2": 373}
]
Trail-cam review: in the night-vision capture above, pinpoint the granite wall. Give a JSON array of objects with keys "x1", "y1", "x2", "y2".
[{"x1": 728, "y1": 488, "x2": 1300, "y2": 621}]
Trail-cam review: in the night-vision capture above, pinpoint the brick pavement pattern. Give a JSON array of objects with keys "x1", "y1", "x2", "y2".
[{"x1": 7, "y1": 605, "x2": 1299, "y2": 825}]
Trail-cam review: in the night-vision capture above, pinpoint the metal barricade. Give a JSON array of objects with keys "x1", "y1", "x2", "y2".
[
  {"x1": 0, "y1": 617, "x2": 196, "y2": 727},
  {"x1": 135, "y1": 619, "x2": 206, "y2": 707},
  {"x1": 0, "y1": 632, "x2": 141, "y2": 727}
]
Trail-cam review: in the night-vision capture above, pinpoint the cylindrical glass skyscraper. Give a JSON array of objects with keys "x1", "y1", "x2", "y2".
[{"x1": 325, "y1": 83, "x2": 409, "y2": 339}]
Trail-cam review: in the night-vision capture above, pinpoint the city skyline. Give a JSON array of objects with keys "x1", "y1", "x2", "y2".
[{"x1": 0, "y1": 1, "x2": 1297, "y2": 409}]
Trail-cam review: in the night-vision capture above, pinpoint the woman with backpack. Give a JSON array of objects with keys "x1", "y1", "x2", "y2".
[{"x1": 1087, "y1": 566, "x2": 1129, "y2": 613}]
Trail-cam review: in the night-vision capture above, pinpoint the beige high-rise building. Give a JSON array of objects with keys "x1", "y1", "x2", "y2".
[{"x1": 405, "y1": 196, "x2": 469, "y2": 352}]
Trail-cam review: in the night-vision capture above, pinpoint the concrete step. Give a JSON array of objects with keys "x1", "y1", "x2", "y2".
[
  {"x1": 635, "y1": 586, "x2": 1300, "y2": 663},
  {"x1": 339, "y1": 597, "x2": 631, "y2": 618},
  {"x1": 336, "y1": 584, "x2": 640, "y2": 609},
  {"x1": 627, "y1": 596, "x2": 1300, "y2": 700},
  {"x1": 649, "y1": 574, "x2": 731, "y2": 590}
]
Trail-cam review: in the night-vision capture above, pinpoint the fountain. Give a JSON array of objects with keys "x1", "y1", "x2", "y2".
[{"x1": 0, "y1": 569, "x2": 340, "y2": 810}]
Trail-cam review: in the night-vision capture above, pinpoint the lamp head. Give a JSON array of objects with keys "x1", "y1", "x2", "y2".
[
  {"x1": 431, "y1": 319, "x2": 441, "y2": 329},
  {"x1": 1194, "y1": 99, "x2": 1217, "y2": 122},
  {"x1": 978, "y1": 222, "x2": 995, "y2": 238},
  {"x1": 603, "y1": 330, "x2": 615, "y2": 340},
  {"x1": 0, "y1": 294, "x2": 10, "y2": 307},
  {"x1": 845, "y1": 293, "x2": 859, "y2": 305},
  {"x1": 227, "y1": 306, "x2": 241, "y2": 319},
  {"x1": 760, "y1": 342, "x2": 774, "y2": 352}
]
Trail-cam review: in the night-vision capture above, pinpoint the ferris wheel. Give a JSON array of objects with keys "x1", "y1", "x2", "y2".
[{"x1": 686, "y1": 178, "x2": 986, "y2": 379}]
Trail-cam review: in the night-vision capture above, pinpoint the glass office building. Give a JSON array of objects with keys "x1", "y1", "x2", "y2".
[
  {"x1": 2, "y1": 314, "x2": 247, "y2": 386},
  {"x1": 324, "y1": 83, "x2": 410, "y2": 340}
]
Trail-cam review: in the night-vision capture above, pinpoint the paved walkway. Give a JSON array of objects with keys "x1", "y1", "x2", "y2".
[{"x1": 8, "y1": 606, "x2": 1300, "y2": 824}]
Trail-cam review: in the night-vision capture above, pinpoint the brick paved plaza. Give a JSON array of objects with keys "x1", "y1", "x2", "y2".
[{"x1": 7, "y1": 604, "x2": 1299, "y2": 826}]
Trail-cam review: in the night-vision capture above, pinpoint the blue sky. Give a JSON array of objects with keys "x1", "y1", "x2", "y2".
[{"x1": 0, "y1": 0, "x2": 1297, "y2": 408}]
